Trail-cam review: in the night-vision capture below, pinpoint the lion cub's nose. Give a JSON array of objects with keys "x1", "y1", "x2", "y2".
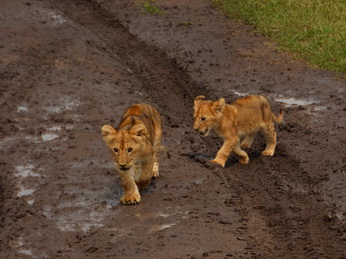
[{"x1": 118, "y1": 163, "x2": 127, "y2": 168}]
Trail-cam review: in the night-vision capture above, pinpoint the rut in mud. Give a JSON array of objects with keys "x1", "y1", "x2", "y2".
[{"x1": 1, "y1": 0, "x2": 345, "y2": 258}]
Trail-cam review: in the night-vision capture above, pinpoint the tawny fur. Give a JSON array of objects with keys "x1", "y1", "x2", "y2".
[
  {"x1": 193, "y1": 95, "x2": 283, "y2": 168},
  {"x1": 102, "y1": 104, "x2": 165, "y2": 204}
]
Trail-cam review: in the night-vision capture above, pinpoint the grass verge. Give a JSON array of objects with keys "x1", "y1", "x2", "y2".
[{"x1": 213, "y1": 0, "x2": 346, "y2": 74}]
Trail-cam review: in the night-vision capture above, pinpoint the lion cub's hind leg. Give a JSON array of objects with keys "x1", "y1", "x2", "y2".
[
  {"x1": 152, "y1": 148, "x2": 160, "y2": 178},
  {"x1": 152, "y1": 158, "x2": 159, "y2": 178},
  {"x1": 233, "y1": 142, "x2": 249, "y2": 164},
  {"x1": 261, "y1": 123, "x2": 277, "y2": 156},
  {"x1": 152, "y1": 145, "x2": 169, "y2": 178},
  {"x1": 240, "y1": 132, "x2": 257, "y2": 149}
]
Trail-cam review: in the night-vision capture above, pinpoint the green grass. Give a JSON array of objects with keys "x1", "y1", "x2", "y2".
[
  {"x1": 178, "y1": 21, "x2": 192, "y2": 28},
  {"x1": 213, "y1": 0, "x2": 346, "y2": 74},
  {"x1": 141, "y1": 0, "x2": 162, "y2": 15}
]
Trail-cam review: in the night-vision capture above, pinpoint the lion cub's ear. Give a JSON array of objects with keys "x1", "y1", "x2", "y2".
[
  {"x1": 213, "y1": 98, "x2": 225, "y2": 113},
  {"x1": 102, "y1": 125, "x2": 117, "y2": 144},
  {"x1": 194, "y1": 95, "x2": 206, "y2": 109},
  {"x1": 130, "y1": 123, "x2": 148, "y2": 137}
]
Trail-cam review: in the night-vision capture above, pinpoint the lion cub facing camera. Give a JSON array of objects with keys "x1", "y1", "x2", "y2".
[
  {"x1": 102, "y1": 104, "x2": 165, "y2": 205},
  {"x1": 193, "y1": 95, "x2": 283, "y2": 168}
]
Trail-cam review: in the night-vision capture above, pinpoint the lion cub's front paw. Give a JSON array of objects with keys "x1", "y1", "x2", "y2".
[
  {"x1": 120, "y1": 193, "x2": 141, "y2": 205},
  {"x1": 210, "y1": 159, "x2": 225, "y2": 168},
  {"x1": 261, "y1": 150, "x2": 274, "y2": 156}
]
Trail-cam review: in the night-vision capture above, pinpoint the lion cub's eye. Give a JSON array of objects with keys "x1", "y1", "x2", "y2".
[
  {"x1": 113, "y1": 148, "x2": 118, "y2": 153},
  {"x1": 201, "y1": 117, "x2": 206, "y2": 121},
  {"x1": 127, "y1": 148, "x2": 133, "y2": 153}
]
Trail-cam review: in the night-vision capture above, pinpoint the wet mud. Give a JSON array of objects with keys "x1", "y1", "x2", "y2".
[{"x1": 1, "y1": 0, "x2": 345, "y2": 258}]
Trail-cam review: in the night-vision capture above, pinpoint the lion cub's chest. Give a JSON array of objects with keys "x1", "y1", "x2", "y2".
[{"x1": 131, "y1": 155, "x2": 154, "y2": 182}]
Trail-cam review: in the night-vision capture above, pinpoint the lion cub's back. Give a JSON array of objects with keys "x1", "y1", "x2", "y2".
[
  {"x1": 232, "y1": 95, "x2": 269, "y2": 108},
  {"x1": 123, "y1": 103, "x2": 162, "y2": 144},
  {"x1": 231, "y1": 95, "x2": 273, "y2": 127}
]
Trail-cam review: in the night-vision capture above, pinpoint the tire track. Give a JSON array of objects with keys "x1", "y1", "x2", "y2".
[{"x1": 48, "y1": 0, "x2": 199, "y2": 120}]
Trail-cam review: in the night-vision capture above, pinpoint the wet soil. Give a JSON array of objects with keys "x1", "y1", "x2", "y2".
[{"x1": 1, "y1": 0, "x2": 345, "y2": 258}]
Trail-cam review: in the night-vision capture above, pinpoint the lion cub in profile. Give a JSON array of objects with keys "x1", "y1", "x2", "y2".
[
  {"x1": 193, "y1": 95, "x2": 283, "y2": 168},
  {"x1": 102, "y1": 104, "x2": 165, "y2": 205}
]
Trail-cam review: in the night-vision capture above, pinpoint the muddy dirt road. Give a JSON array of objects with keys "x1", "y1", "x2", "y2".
[{"x1": 1, "y1": 0, "x2": 345, "y2": 258}]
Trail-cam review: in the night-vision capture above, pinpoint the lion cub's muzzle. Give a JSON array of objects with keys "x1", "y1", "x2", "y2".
[
  {"x1": 117, "y1": 163, "x2": 131, "y2": 171},
  {"x1": 194, "y1": 121, "x2": 209, "y2": 137},
  {"x1": 195, "y1": 127, "x2": 209, "y2": 137}
]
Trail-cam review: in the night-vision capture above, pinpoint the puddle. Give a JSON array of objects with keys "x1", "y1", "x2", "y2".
[
  {"x1": 48, "y1": 12, "x2": 67, "y2": 25},
  {"x1": 42, "y1": 185, "x2": 117, "y2": 232},
  {"x1": 15, "y1": 164, "x2": 40, "y2": 178},
  {"x1": 276, "y1": 97, "x2": 316, "y2": 107},
  {"x1": 26, "y1": 199, "x2": 35, "y2": 205},
  {"x1": 135, "y1": 208, "x2": 180, "y2": 221},
  {"x1": 41, "y1": 132, "x2": 59, "y2": 142},
  {"x1": 41, "y1": 125, "x2": 74, "y2": 141},
  {"x1": 134, "y1": 90, "x2": 145, "y2": 97},
  {"x1": 80, "y1": 223, "x2": 104, "y2": 232},
  {"x1": 10, "y1": 237, "x2": 24, "y2": 247},
  {"x1": 232, "y1": 91, "x2": 248, "y2": 97},
  {"x1": 43, "y1": 97, "x2": 80, "y2": 114},
  {"x1": 17, "y1": 106, "x2": 29, "y2": 112},
  {"x1": 159, "y1": 212, "x2": 176, "y2": 218},
  {"x1": 150, "y1": 222, "x2": 177, "y2": 232},
  {"x1": 15, "y1": 164, "x2": 39, "y2": 203},
  {"x1": 37, "y1": 8, "x2": 67, "y2": 26},
  {"x1": 227, "y1": 92, "x2": 317, "y2": 108},
  {"x1": 313, "y1": 106, "x2": 328, "y2": 111},
  {"x1": 101, "y1": 196, "x2": 121, "y2": 208},
  {"x1": 17, "y1": 188, "x2": 35, "y2": 197},
  {"x1": 47, "y1": 125, "x2": 62, "y2": 131},
  {"x1": 11, "y1": 236, "x2": 33, "y2": 256},
  {"x1": 44, "y1": 208, "x2": 106, "y2": 232},
  {"x1": 0, "y1": 136, "x2": 39, "y2": 148},
  {"x1": 336, "y1": 211, "x2": 345, "y2": 221},
  {"x1": 227, "y1": 90, "x2": 248, "y2": 97},
  {"x1": 28, "y1": 136, "x2": 42, "y2": 144},
  {"x1": 193, "y1": 178, "x2": 204, "y2": 185},
  {"x1": 18, "y1": 249, "x2": 33, "y2": 256}
]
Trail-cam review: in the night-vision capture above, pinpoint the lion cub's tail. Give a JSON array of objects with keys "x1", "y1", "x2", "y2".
[{"x1": 272, "y1": 109, "x2": 284, "y2": 124}]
